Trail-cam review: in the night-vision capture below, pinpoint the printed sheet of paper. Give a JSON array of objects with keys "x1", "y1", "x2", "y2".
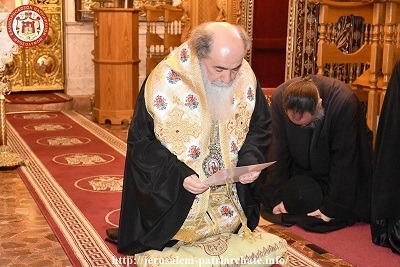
[{"x1": 203, "y1": 161, "x2": 276, "y2": 186}]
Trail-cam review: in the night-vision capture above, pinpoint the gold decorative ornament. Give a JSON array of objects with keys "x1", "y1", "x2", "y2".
[
  {"x1": 0, "y1": 76, "x2": 26, "y2": 167},
  {"x1": 7, "y1": 1, "x2": 63, "y2": 92}
]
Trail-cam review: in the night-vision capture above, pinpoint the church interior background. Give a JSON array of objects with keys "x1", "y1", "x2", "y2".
[
  {"x1": 1, "y1": 0, "x2": 400, "y2": 265},
  {"x1": 0, "y1": 0, "x2": 289, "y2": 117}
]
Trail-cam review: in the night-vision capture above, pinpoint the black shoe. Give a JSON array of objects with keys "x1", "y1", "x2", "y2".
[
  {"x1": 105, "y1": 227, "x2": 119, "y2": 245},
  {"x1": 389, "y1": 219, "x2": 400, "y2": 254}
]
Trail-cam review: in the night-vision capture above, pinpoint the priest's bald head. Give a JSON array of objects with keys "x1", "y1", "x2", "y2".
[{"x1": 188, "y1": 21, "x2": 251, "y2": 87}]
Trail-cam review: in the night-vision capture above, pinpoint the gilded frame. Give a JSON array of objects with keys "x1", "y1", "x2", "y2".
[
  {"x1": 285, "y1": 0, "x2": 319, "y2": 80},
  {"x1": 240, "y1": 0, "x2": 254, "y2": 63}
]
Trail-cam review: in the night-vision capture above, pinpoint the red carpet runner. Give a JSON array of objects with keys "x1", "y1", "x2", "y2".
[
  {"x1": 6, "y1": 111, "x2": 126, "y2": 266},
  {"x1": 6, "y1": 110, "x2": 344, "y2": 267},
  {"x1": 6, "y1": 92, "x2": 72, "y2": 104},
  {"x1": 288, "y1": 223, "x2": 400, "y2": 266}
]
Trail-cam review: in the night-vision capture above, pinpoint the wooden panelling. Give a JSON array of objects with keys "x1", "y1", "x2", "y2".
[{"x1": 92, "y1": 8, "x2": 140, "y2": 124}]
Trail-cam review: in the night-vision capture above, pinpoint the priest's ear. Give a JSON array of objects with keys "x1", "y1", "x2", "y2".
[{"x1": 317, "y1": 97, "x2": 322, "y2": 107}]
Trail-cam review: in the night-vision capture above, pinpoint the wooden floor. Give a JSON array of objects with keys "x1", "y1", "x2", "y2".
[{"x1": 0, "y1": 110, "x2": 129, "y2": 266}]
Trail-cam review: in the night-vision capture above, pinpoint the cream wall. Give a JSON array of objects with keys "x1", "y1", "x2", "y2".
[{"x1": 64, "y1": 0, "x2": 95, "y2": 97}]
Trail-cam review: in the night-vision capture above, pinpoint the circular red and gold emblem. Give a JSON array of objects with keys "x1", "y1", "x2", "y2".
[{"x1": 6, "y1": 5, "x2": 49, "y2": 47}]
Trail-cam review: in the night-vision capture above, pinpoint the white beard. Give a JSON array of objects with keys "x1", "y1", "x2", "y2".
[{"x1": 200, "y1": 64, "x2": 236, "y2": 122}]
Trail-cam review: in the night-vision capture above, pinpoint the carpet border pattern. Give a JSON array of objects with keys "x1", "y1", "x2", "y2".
[{"x1": 7, "y1": 111, "x2": 125, "y2": 267}]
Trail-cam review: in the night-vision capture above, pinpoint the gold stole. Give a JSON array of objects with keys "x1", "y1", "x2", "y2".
[{"x1": 145, "y1": 42, "x2": 258, "y2": 242}]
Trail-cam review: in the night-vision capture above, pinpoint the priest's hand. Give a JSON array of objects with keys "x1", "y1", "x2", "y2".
[
  {"x1": 307, "y1": 209, "x2": 332, "y2": 222},
  {"x1": 238, "y1": 171, "x2": 261, "y2": 184},
  {"x1": 272, "y1": 201, "x2": 288, "y2": 214},
  {"x1": 183, "y1": 174, "x2": 209, "y2": 194}
]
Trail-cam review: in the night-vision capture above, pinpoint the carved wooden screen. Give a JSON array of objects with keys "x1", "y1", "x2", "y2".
[
  {"x1": 286, "y1": 0, "x2": 319, "y2": 79},
  {"x1": 286, "y1": 0, "x2": 367, "y2": 81}
]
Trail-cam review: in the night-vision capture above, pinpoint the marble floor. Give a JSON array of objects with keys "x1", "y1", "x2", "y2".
[{"x1": 0, "y1": 110, "x2": 129, "y2": 266}]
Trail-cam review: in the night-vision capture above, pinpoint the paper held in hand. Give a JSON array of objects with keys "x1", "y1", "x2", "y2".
[{"x1": 203, "y1": 161, "x2": 276, "y2": 186}]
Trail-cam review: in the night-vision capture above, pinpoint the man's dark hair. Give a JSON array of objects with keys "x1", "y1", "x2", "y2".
[{"x1": 282, "y1": 77, "x2": 320, "y2": 115}]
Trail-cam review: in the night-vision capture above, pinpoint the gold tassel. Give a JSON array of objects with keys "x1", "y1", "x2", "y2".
[{"x1": 238, "y1": 225, "x2": 256, "y2": 242}]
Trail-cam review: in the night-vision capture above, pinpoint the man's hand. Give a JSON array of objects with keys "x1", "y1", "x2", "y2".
[
  {"x1": 307, "y1": 209, "x2": 332, "y2": 222},
  {"x1": 238, "y1": 171, "x2": 261, "y2": 184},
  {"x1": 272, "y1": 201, "x2": 287, "y2": 214},
  {"x1": 183, "y1": 174, "x2": 209, "y2": 194}
]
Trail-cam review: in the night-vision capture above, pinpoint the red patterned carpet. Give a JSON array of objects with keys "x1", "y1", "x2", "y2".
[
  {"x1": 287, "y1": 222, "x2": 400, "y2": 266},
  {"x1": 5, "y1": 92, "x2": 72, "y2": 104},
  {"x1": 6, "y1": 110, "x2": 374, "y2": 267},
  {"x1": 6, "y1": 111, "x2": 127, "y2": 266}
]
